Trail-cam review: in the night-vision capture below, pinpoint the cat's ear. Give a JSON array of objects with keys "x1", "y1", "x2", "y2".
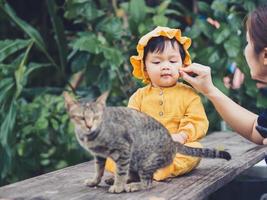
[
  {"x1": 95, "y1": 91, "x2": 109, "y2": 106},
  {"x1": 63, "y1": 92, "x2": 76, "y2": 110}
]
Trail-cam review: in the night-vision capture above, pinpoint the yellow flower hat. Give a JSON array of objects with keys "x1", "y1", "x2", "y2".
[{"x1": 130, "y1": 26, "x2": 192, "y2": 83}]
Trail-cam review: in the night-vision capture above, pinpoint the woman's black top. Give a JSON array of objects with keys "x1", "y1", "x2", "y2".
[
  {"x1": 256, "y1": 109, "x2": 267, "y2": 138},
  {"x1": 256, "y1": 109, "x2": 267, "y2": 164}
]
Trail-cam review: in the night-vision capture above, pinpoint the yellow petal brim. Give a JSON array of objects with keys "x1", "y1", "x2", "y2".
[{"x1": 130, "y1": 26, "x2": 192, "y2": 83}]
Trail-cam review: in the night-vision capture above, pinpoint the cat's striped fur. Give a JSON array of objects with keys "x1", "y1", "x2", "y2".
[{"x1": 64, "y1": 92, "x2": 231, "y2": 193}]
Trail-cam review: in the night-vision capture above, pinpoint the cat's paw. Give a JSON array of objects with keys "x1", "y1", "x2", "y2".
[
  {"x1": 108, "y1": 185, "x2": 125, "y2": 193},
  {"x1": 125, "y1": 182, "x2": 153, "y2": 192},
  {"x1": 104, "y1": 177, "x2": 114, "y2": 185},
  {"x1": 84, "y1": 179, "x2": 99, "y2": 187},
  {"x1": 124, "y1": 183, "x2": 141, "y2": 192}
]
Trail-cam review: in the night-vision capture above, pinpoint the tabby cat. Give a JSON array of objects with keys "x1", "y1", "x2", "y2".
[{"x1": 63, "y1": 92, "x2": 231, "y2": 193}]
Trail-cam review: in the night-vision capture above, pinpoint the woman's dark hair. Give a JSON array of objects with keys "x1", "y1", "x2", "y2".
[
  {"x1": 143, "y1": 36, "x2": 186, "y2": 63},
  {"x1": 246, "y1": 4, "x2": 267, "y2": 55}
]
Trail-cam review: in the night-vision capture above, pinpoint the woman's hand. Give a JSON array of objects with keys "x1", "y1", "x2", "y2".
[
  {"x1": 179, "y1": 63, "x2": 217, "y2": 96},
  {"x1": 171, "y1": 132, "x2": 188, "y2": 144}
]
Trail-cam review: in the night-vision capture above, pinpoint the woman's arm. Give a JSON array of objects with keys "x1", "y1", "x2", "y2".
[
  {"x1": 180, "y1": 63, "x2": 265, "y2": 145},
  {"x1": 207, "y1": 86, "x2": 262, "y2": 144}
]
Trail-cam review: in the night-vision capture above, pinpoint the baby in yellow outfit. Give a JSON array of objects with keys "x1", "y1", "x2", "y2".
[{"x1": 105, "y1": 26, "x2": 209, "y2": 181}]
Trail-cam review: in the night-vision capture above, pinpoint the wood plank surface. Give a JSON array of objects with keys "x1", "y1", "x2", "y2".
[{"x1": 0, "y1": 131, "x2": 266, "y2": 200}]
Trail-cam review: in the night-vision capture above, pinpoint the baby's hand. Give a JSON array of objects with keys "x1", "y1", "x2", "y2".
[{"x1": 171, "y1": 132, "x2": 188, "y2": 144}]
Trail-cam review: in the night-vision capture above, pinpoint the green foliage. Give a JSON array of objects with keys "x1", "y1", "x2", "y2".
[
  {"x1": 0, "y1": 2, "x2": 57, "y2": 67},
  {"x1": 186, "y1": 0, "x2": 267, "y2": 130},
  {"x1": 7, "y1": 94, "x2": 89, "y2": 184},
  {"x1": 0, "y1": 0, "x2": 266, "y2": 186}
]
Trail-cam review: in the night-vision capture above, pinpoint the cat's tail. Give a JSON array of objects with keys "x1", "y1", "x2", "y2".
[{"x1": 175, "y1": 142, "x2": 231, "y2": 161}]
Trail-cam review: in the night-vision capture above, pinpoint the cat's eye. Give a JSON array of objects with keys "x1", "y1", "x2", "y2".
[{"x1": 73, "y1": 116, "x2": 85, "y2": 120}]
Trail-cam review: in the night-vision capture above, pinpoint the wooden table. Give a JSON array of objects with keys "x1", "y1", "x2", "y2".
[{"x1": 0, "y1": 131, "x2": 266, "y2": 200}]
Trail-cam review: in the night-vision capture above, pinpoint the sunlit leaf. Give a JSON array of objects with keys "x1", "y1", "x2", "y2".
[
  {"x1": 70, "y1": 32, "x2": 101, "y2": 54},
  {"x1": 157, "y1": 0, "x2": 171, "y2": 15},
  {"x1": 15, "y1": 40, "x2": 33, "y2": 98}
]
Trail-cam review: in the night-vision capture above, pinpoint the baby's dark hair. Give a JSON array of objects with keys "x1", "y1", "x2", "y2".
[{"x1": 143, "y1": 36, "x2": 186, "y2": 63}]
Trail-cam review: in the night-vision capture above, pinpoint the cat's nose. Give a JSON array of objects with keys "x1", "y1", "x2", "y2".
[{"x1": 85, "y1": 120, "x2": 92, "y2": 130}]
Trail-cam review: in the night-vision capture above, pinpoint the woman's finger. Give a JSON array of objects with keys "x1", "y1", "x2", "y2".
[
  {"x1": 180, "y1": 71, "x2": 196, "y2": 85},
  {"x1": 181, "y1": 63, "x2": 209, "y2": 76}
]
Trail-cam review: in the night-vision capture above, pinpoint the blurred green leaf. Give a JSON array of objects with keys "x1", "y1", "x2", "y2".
[
  {"x1": 41, "y1": 159, "x2": 50, "y2": 166},
  {"x1": 195, "y1": 17, "x2": 213, "y2": 39},
  {"x1": 51, "y1": 118, "x2": 59, "y2": 130},
  {"x1": 223, "y1": 36, "x2": 241, "y2": 58},
  {"x1": 0, "y1": 39, "x2": 30, "y2": 62},
  {"x1": 41, "y1": 147, "x2": 56, "y2": 158},
  {"x1": 70, "y1": 32, "x2": 101, "y2": 54},
  {"x1": 153, "y1": 15, "x2": 168, "y2": 26},
  {"x1": 70, "y1": 52, "x2": 90, "y2": 73},
  {"x1": 46, "y1": 0, "x2": 67, "y2": 74},
  {"x1": 64, "y1": 0, "x2": 104, "y2": 21},
  {"x1": 164, "y1": 9, "x2": 183, "y2": 17},
  {"x1": 0, "y1": 78, "x2": 14, "y2": 107},
  {"x1": 213, "y1": 25, "x2": 231, "y2": 44},
  {"x1": 211, "y1": 0, "x2": 228, "y2": 17},
  {"x1": 96, "y1": 17, "x2": 123, "y2": 41},
  {"x1": 186, "y1": 24, "x2": 201, "y2": 39},
  {"x1": 55, "y1": 160, "x2": 68, "y2": 169},
  {"x1": 35, "y1": 117, "x2": 49, "y2": 130},
  {"x1": 157, "y1": 0, "x2": 171, "y2": 15},
  {"x1": 15, "y1": 40, "x2": 33, "y2": 98},
  {"x1": 244, "y1": 1, "x2": 256, "y2": 12},
  {"x1": 0, "y1": 100, "x2": 17, "y2": 146},
  {"x1": 227, "y1": 13, "x2": 243, "y2": 32},
  {"x1": 198, "y1": 1, "x2": 212, "y2": 13},
  {"x1": 25, "y1": 62, "x2": 52, "y2": 77},
  {"x1": 102, "y1": 46, "x2": 123, "y2": 70},
  {"x1": 129, "y1": 0, "x2": 146, "y2": 23}
]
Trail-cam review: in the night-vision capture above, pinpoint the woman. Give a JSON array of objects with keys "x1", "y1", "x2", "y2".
[{"x1": 179, "y1": 5, "x2": 267, "y2": 145}]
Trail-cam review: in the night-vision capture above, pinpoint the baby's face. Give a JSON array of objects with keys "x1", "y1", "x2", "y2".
[{"x1": 144, "y1": 41, "x2": 183, "y2": 88}]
